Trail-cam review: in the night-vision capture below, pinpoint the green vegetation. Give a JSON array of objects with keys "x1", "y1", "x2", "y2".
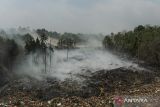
[
  {"x1": 58, "y1": 33, "x2": 76, "y2": 48},
  {"x1": 0, "y1": 36, "x2": 19, "y2": 72},
  {"x1": 103, "y1": 25, "x2": 160, "y2": 66},
  {"x1": 23, "y1": 29, "x2": 54, "y2": 73},
  {"x1": 57, "y1": 32, "x2": 82, "y2": 49},
  {"x1": 24, "y1": 29, "x2": 54, "y2": 54}
]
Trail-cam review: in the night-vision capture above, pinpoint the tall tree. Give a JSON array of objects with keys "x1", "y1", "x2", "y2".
[{"x1": 36, "y1": 29, "x2": 49, "y2": 73}]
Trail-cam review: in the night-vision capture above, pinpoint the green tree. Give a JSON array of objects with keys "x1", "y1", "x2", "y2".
[
  {"x1": 36, "y1": 29, "x2": 48, "y2": 43},
  {"x1": 24, "y1": 33, "x2": 36, "y2": 53},
  {"x1": 103, "y1": 36, "x2": 114, "y2": 49}
]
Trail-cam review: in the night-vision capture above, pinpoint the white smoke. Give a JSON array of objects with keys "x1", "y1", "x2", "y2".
[{"x1": 15, "y1": 35, "x2": 141, "y2": 81}]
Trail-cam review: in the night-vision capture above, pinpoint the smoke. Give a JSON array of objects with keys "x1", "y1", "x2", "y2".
[
  {"x1": 15, "y1": 34, "x2": 141, "y2": 81},
  {"x1": 0, "y1": 29, "x2": 142, "y2": 81}
]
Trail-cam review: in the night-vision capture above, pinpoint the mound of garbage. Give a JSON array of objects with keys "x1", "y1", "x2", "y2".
[{"x1": 0, "y1": 67, "x2": 160, "y2": 106}]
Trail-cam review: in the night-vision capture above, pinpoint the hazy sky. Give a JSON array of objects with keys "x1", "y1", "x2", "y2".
[{"x1": 0, "y1": 0, "x2": 160, "y2": 34}]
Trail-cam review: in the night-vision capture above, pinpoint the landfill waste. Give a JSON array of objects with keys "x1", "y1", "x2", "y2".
[{"x1": 0, "y1": 67, "x2": 160, "y2": 106}]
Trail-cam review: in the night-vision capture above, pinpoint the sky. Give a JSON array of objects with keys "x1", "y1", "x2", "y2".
[{"x1": 0, "y1": 0, "x2": 160, "y2": 34}]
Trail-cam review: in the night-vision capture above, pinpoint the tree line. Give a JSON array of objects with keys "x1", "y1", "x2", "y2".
[
  {"x1": 23, "y1": 29, "x2": 83, "y2": 72},
  {"x1": 103, "y1": 25, "x2": 160, "y2": 67}
]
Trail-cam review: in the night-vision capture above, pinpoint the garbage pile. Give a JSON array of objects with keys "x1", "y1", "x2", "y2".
[{"x1": 0, "y1": 67, "x2": 160, "y2": 107}]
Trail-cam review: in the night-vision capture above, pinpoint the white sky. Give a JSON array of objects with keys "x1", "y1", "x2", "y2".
[{"x1": 0, "y1": 0, "x2": 160, "y2": 34}]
